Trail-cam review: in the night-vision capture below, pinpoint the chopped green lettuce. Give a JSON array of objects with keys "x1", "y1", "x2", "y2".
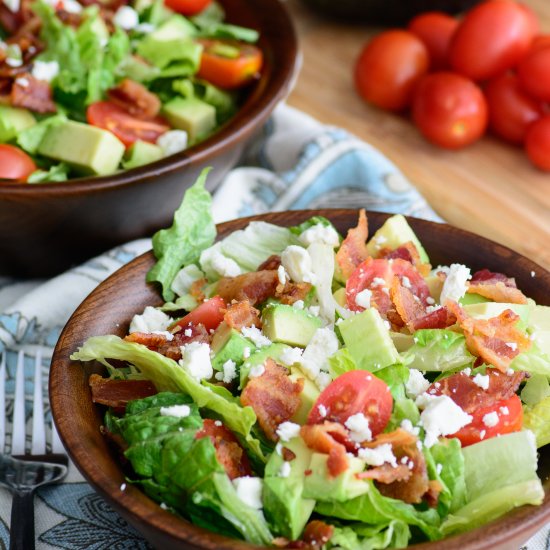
[
  {"x1": 523, "y1": 396, "x2": 550, "y2": 448},
  {"x1": 289, "y1": 215, "x2": 338, "y2": 237},
  {"x1": 17, "y1": 114, "x2": 67, "y2": 155},
  {"x1": 27, "y1": 162, "x2": 70, "y2": 183},
  {"x1": 510, "y1": 344, "x2": 550, "y2": 376},
  {"x1": 329, "y1": 521, "x2": 410, "y2": 550},
  {"x1": 521, "y1": 373, "x2": 550, "y2": 405}
]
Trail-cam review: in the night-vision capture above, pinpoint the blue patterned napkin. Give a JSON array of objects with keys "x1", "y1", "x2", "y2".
[{"x1": 0, "y1": 105, "x2": 541, "y2": 549}]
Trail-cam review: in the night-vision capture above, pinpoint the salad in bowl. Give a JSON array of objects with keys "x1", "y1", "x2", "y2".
[{"x1": 69, "y1": 170, "x2": 550, "y2": 548}]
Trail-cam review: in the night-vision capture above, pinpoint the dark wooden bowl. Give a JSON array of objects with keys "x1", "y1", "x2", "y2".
[
  {"x1": 50, "y1": 210, "x2": 550, "y2": 550},
  {"x1": 0, "y1": 0, "x2": 298, "y2": 279}
]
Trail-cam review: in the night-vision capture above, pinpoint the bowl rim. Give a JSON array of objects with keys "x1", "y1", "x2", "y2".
[
  {"x1": 50, "y1": 208, "x2": 550, "y2": 550},
  {"x1": 0, "y1": 0, "x2": 299, "y2": 197}
]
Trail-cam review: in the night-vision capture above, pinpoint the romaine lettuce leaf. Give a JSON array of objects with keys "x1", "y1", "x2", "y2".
[
  {"x1": 27, "y1": 162, "x2": 70, "y2": 183},
  {"x1": 510, "y1": 344, "x2": 550, "y2": 377},
  {"x1": 17, "y1": 114, "x2": 67, "y2": 154},
  {"x1": 523, "y1": 396, "x2": 550, "y2": 448},
  {"x1": 289, "y1": 215, "x2": 338, "y2": 237},
  {"x1": 329, "y1": 521, "x2": 410, "y2": 550}
]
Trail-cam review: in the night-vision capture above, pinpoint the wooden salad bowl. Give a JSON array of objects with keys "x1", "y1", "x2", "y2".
[
  {"x1": 50, "y1": 210, "x2": 550, "y2": 550},
  {"x1": 0, "y1": 0, "x2": 298, "y2": 278}
]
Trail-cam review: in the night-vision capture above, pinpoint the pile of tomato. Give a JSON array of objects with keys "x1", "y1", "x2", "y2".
[{"x1": 354, "y1": 0, "x2": 550, "y2": 171}]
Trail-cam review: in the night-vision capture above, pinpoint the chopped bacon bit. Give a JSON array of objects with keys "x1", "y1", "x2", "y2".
[
  {"x1": 275, "y1": 281, "x2": 313, "y2": 305},
  {"x1": 89, "y1": 373, "x2": 157, "y2": 411},
  {"x1": 335, "y1": 208, "x2": 369, "y2": 280},
  {"x1": 425, "y1": 479, "x2": 443, "y2": 508},
  {"x1": 257, "y1": 254, "x2": 281, "y2": 271},
  {"x1": 300, "y1": 422, "x2": 349, "y2": 477},
  {"x1": 11, "y1": 74, "x2": 56, "y2": 113},
  {"x1": 240, "y1": 358, "x2": 303, "y2": 441},
  {"x1": 282, "y1": 447, "x2": 296, "y2": 462},
  {"x1": 189, "y1": 278, "x2": 208, "y2": 303},
  {"x1": 124, "y1": 331, "x2": 169, "y2": 349},
  {"x1": 107, "y1": 78, "x2": 162, "y2": 119},
  {"x1": 411, "y1": 306, "x2": 456, "y2": 331},
  {"x1": 357, "y1": 462, "x2": 411, "y2": 482},
  {"x1": 302, "y1": 520, "x2": 335, "y2": 547},
  {"x1": 223, "y1": 300, "x2": 261, "y2": 330},
  {"x1": 471, "y1": 268, "x2": 516, "y2": 286},
  {"x1": 304, "y1": 469, "x2": 312, "y2": 476},
  {"x1": 447, "y1": 301, "x2": 531, "y2": 372},
  {"x1": 378, "y1": 241, "x2": 431, "y2": 276},
  {"x1": 467, "y1": 281, "x2": 527, "y2": 304},
  {"x1": 217, "y1": 270, "x2": 279, "y2": 306}
]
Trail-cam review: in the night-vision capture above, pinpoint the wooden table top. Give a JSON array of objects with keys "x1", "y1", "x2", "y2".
[{"x1": 285, "y1": 0, "x2": 550, "y2": 273}]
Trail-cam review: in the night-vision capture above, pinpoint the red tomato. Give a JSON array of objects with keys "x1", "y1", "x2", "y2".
[
  {"x1": 354, "y1": 30, "x2": 429, "y2": 112},
  {"x1": 407, "y1": 11, "x2": 459, "y2": 71},
  {"x1": 0, "y1": 144, "x2": 37, "y2": 182},
  {"x1": 484, "y1": 73, "x2": 543, "y2": 144},
  {"x1": 448, "y1": 0, "x2": 537, "y2": 82},
  {"x1": 164, "y1": 0, "x2": 210, "y2": 15},
  {"x1": 197, "y1": 39, "x2": 263, "y2": 90},
  {"x1": 175, "y1": 295, "x2": 226, "y2": 331},
  {"x1": 451, "y1": 395, "x2": 523, "y2": 447},
  {"x1": 87, "y1": 101, "x2": 170, "y2": 148},
  {"x1": 525, "y1": 115, "x2": 550, "y2": 171},
  {"x1": 308, "y1": 370, "x2": 393, "y2": 437},
  {"x1": 518, "y1": 45, "x2": 550, "y2": 102},
  {"x1": 412, "y1": 72, "x2": 488, "y2": 149},
  {"x1": 530, "y1": 34, "x2": 550, "y2": 53}
]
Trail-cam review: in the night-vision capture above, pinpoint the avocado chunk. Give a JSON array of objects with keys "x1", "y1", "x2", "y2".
[
  {"x1": 390, "y1": 331, "x2": 415, "y2": 352},
  {"x1": 262, "y1": 304, "x2": 322, "y2": 348},
  {"x1": 0, "y1": 105, "x2": 35, "y2": 143},
  {"x1": 289, "y1": 365, "x2": 320, "y2": 424},
  {"x1": 460, "y1": 293, "x2": 491, "y2": 306},
  {"x1": 463, "y1": 301, "x2": 530, "y2": 326},
  {"x1": 527, "y1": 304, "x2": 550, "y2": 357},
  {"x1": 239, "y1": 343, "x2": 290, "y2": 389},
  {"x1": 333, "y1": 287, "x2": 346, "y2": 307},
  {"x1": 366, "y1": 214, "x2": 429, "y2": 264},
  {"x1": 162, "y1": 97, "x2": 216, "y2": 142},
  {"x1": 149, "y1": 15, "x2": 196, "y2": 41},
  {"x1": 339, "y1": 308, "x2": 400, "y2": 370},
  {"x1": 37, "y1": 121, "x2": 125, "y2": 176},
  {"x1": 211, "y1": 322, "x2": 254, "y2": 371},
  {"x1": 123, "y1": 140, "x2": 164, "y2": 169}
]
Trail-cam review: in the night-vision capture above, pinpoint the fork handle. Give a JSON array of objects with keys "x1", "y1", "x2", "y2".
[{"x1": 9, "y1": 489, "x2": 35, "y2": 550}]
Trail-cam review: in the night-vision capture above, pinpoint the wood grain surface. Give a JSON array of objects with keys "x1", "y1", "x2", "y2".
[{"x1": 285, "y1": 0, "x2": 550, "y2": 272}]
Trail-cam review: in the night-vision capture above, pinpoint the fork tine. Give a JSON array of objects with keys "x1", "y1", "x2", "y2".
[
  {"x1": 0, "y1": 352, "x2": 5, "y2": 452},
  {"x1": 12, "y1": 350, "x2": 26, "y2": 455},
  {"x1": 31, "y1": 350, "x2": 46, "y2": 456}
]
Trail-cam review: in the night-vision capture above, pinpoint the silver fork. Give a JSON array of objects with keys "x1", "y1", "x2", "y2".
[{"x1": 0, "y1": 349, "x2": 69, "y2": 550}]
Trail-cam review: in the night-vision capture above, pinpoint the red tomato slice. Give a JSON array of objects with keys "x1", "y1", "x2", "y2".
[
  {"x1": 164, "y1": 0, "x2": 210, "y2": 16},
  {"x1": 307, "y1": 370, "x2": 393, "y2": 437},
  {"x1": 197, "y1": 39, "x2": 263, "y2": 90},
  {"x1": 175, "y1": 295, "x2": 226, "y2": 332},
  {"x1": 346, "y1": 258, "x2": 430, "y2": 315},
  {"x1": 0, "y1": 144, "x2": 37, "y2": 182},
  {"x1": 87, "y1": 101, "x2": 170, "y2": 148}
]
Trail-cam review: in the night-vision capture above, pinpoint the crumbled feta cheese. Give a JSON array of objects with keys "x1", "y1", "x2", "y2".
[
  {"x1": 344, "y1": 413, "x2": 372, "y2": 443},
  {"x1": 60, "y1": 0, "x2": 82, "y2": 13},
  {"x1": 184, "y1": 328, "x2": 193, "y2": 337},
  {"x1": 315, "y1": 371, "x2": 332, "y2": 390},
  {"x1": 120, "y1": 482, "x2": 127, "y2": 491},
  {"x1": 531, "y1": 271, "x2": 536, "y2": 278},
  {"x1": 479, "y1": 429, "x2": 486, "y2": 440},
  {"x1": 426, "y1": 296, "x2": 435, "y2": 305},
  {"x1": 405, "y1": 369, "x2": 431, "y2": 400},
  {"x1": 425, "y1": 305, "x2": 443, "y2": 314},
  {"x1": 371, "y1": 277, "x2": 386, "y2": 287},
  {"x1": 275, "y1": 442, "x2": 283, "y2": 456},
  {"x1": 401, "y1": 276, "x2": 412, "y2": 289},
  {"x1": 200, "y1": 246, "x2": 242, "y2": 278},
  {"x1": 355, "y1": 288, "x2": 372, "y2": 309},
  {"x1": 279, "y1": 461, "x2": 292, "y2": 478},
  {"x1": 134, "y1": 22, "x2": 155, "y2": 33},
  {"x1": 278, "y1": 346, "x2": 303, "y2": 367},
  {"x1": 242, "y1": 326, "x2": 271, "y2": 347},
  {"x1": 439, "y1": 264, "x2": 471, "y2": 305},
  {"x1": 281, "y1": 245, "x2": 316, "y2": 284},
  {"x1": 358, "y1": 444, "x2": 397, "y2": 467},
  {"x1": 31, "y1": 60, "x2": 60, "y2": 82},
  {"x1": 277, "y1": 265, "x2": 287, "y2": 285},
  {"x1": 482, "y1": 411, "x2": 499, "y2": 427},
  {"x1": 506, "y1": 368, "x2": 515, "y2": 375},
  {"x1": 317, "y1": 404, "x2": 327, "y2": 418},
  {"x1": 113, "y1": 5, "x2": 139, "y2": 29},
  {"x1": 505, "y1": 342, "x2": 518, "y2": 351},
  {"x1": 307, "y1": 305, "x2": 320, "y2": 316},
  {"x1": 160, "y1": 404, "x2": 191, "y2": 418},
  {"x1": 292, "y1": 300, "x2": 305, "y2": 310},
  {"x1": 416, "y1": 393, "x2": 473, "y2": 447},
  {"x1": 249, "y1": 363, "x2": 266, "y2": 378},
  {"x1": 276, "y1": 421, "x2": 301, "y2": 442},
  {"x1": 130, "y1": 306, "x2": 171, "y2": 334},
  {"x1": 436, "y1": 463, "x2": 443, "y2": 475},
  {"x1": 300, "y1": 327, "x2": 339, "y2": 380},
  {"x1": 499, "y1": 406, "x2": 509, "y2": 415},
  {"x1": 214, "y1": 359, "x2": 237, "y2": 384},
  {"x1": 232, "y1": 477, "x2": 263, "y2": 509},
  {"x1": 157, "y1": 130, "x2": 188, "y2": 157},
  {"x1": 400, "y1": 419, "x2": 420, "y2": 436},
  {"x1": 298, "y1": 224, "x2": 340, "y2": 248},
  {"x1": 214, "y1": 420, "x2": 222, "y2": 426},
  {"x1": 462, "y1": 367, "x2": 472, "y2": 377},
  {"x1": 151, "y1": 330, "x2": 174, "y2": 341},
  {"x1": 160, "y1": 502, "x2": 168, "y2": 510},
  {"x1": 2, "y1": 0, "x2": 19, "y2": 12},
  {"x1": 243, "y1": 347, "x2": 251, "y2": 359},
  {"x1": 472, "y1": 373, "x2": 490, "y2": 391},
  {"x1": 170, "y1": 264, "x2": 204, "y2": 297},
  {"x1": 179, "y1": 342, "x2": 213, "y2": 381}
]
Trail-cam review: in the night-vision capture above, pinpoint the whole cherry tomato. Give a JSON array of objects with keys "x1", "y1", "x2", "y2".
[
  {"x1": 0, "y1": 144, "x2": 37, "y2": 182},
  {"x1": 525, "y1": 115, "x2": 550, "y2": 171},
  {"x1": 412, "y1": 72, "x2": 488, "y2": 149},
  {"x1": 164, "y1": 0, "x2": 210, "y2": 15},
  {"x1": 448, "y1": 0, "x2": 537, "y2": 82},
  {"x1": 518, "y1": 45, "x2": 550, "y2": 102},
  {"x1": 354, "y1": 30, "x2": 429, "y2": 112},
  {"x1": 407, "y1": 11, "x2": 459, "y2": 71}
]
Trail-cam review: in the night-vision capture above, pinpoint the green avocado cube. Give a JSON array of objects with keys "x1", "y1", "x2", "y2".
[
  {"x1": 0, "y1": 105, "x2": 35, "y2": 143},
  {"x1": 262, "y1": 304, "x2": 322, "y2": 348},
  {"x1": 162, "y1": 97, "x2": 216, "y2": 142},
  {"x1": 123, "y1": 140, "x2": 163, "y2": 169},
  {"x1": 210, "y1": 322, "x2": 254, "y2": 371},
  {"x1": 289, "y1": 366, "x2": 320, "y2": 424},
  {"x1": 37, "y1": 121, "x2": 125, "y2": 176}
]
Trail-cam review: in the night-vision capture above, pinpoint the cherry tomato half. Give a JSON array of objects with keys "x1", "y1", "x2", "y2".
[
  {"x1": 354, "y1": 30, "x2": 429, "y2": 112},
  {"x1": 412, "y1": 72, "x2": 488, "y2": 150},
  {"x1": 164, "y1": 0, "x2": 211, "y2": 15},
  {"x1": 308, "y1": 370, "x2": 393, "y2": 437},
  {"x1": 0, "y1": 144, "x2": 37, "y2": 182},
  {"x1": 518, "y1": 45, "x2": 550, "y2": 103},
  {"x1": 87, "y1": 101, "x2": 170, "y2": 148},
  {"x1": 448, "y1": 0, "x2": 537, "y2": 82},
  {"x1": 407, "y1": 11, "x2": 459, "y2": 71},
  {"x1": 485, "y1": 73, "x2": 543, "y2": 144},
  {"x1": 197, "y1": 39, "x2": 263, "y2": 90},
  {"x1": 525, "y1": 115, "x2": 550, "y2": 171},
  {"x1": 175, "y1": 295, "x2": 226, "y2": 331}
]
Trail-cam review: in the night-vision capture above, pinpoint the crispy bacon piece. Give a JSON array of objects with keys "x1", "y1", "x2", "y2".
[
  {"x1": 357, "y1": 462, "x2": 411, "y2": 483},
  {"x1": 447, "y1": 301, "x2": 531, "y2": 372},
  {"x1": 124, "y1": 331, "x2": 168, "y2": 349},
  {"x1": 273, "y1": 520, "x2": 335, "y2": 549},
  {"x1": 275, "y1": 281, "x2": 313, "y2": 305},
  {"x1": 335, "y1": 208, "x2": 369, "y2": 280},
  {"x1": 471, "y1": 268, "x2": 516, "y2": 286},
  {"x1": 107, "y1": 78, "x2": 161, "y2": 119},
  {"x1": 223, "y1": 300, "x2": 261, "y2": 330},
  {"x1": 11, "y1": 73, "x2": 56, "y2": 113},
  {"x1": 378, "y1": 241, "x2": 431, "y2": 277},
  {"x1": 189, "y1": 278, "x2": 208, "y2": 302},
  {"x1": 467, "y1": 281, "x2": 527, "y2": 304},
  {"x1": 217, "y1": 270, "x2": 279, "y2": 306},
  {"x1": 240, "y1": 358, "x2": 303, "y2": 441},
  {"x1": 89, "y1": 374, "x2": 157, "y2": 410},
  {"x1": 257, "y1": 254, "x2": 281, "y2": 271},
  {"x1": 425, "y1": 479, "x2": 443, "y2": 508},
  {"x1": 300, "y1": 422, "x2": 349, "y2": 477}
]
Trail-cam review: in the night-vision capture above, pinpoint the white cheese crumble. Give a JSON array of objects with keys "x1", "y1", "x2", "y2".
[
  {"x1": 179, "y1": 342, "x2": 213, "y2": 381},
  {"x1": 499, "y1": 406, "x2": 509, "y2": 415},
  {"x1": 278, "y1": 346, "x2": 303, "y2": 367},
  {"x1": 2, "y1": 0, "x2": 19, "y2": 12},
  {"x1": 505, "y1": 342, "x2": 518, "y2": 351},
  {"x1": 344, "y1": 413, "x2": 372, "y2": 443},
  {"x1": 134, "y1": 22, "x2": 155, "y2": 33},
  {"x1": 15, "y1": 77, "x2": 29, "y2": 87},
  {"x1": 130, "y1": 306, "x2": 171, "y2": 334},
  {"x1": 436, "y1": 463, "x2": 443, "y2": 475},
  {"x1": 277, "y1": 265, "x2": 287, "y2": 285},
  {"x1": 281, "y1": 245, "x2": 317, "y2": 284},
  {"x1": 426, "y1": 296, "x2": 435, "y2": 305},
  {"x1": 113, "y1": 5, "x2": 139, "y2": 29},
  {"x1": 298, "y1": 224, "x2": 340, "y2": 248},
  {"x1": 32, "y1": 59, "x2": 61, "y2": 82},
  {"x1": 248, "y1": 363, "x2": 266, "y2": 379},
  {"x1": 184, "y1": 328, "x2": 193, "y2": 337},
  {"x1": 157, "y1": 130, "x2": 189, "y2": 157},
  {"x1": 292, "y1": 300, "x2": 305, "y2": 310},
  {"x1": 160, "y1": 404, "x2": 191, "y2": 418},
  {"x1": 60, "y1": 0, "x2": 82, "y2": 13},
  {"x1": 120, "y1": 482, "x2": 127, "y2": 491},
  {"x1": 405, "y1": 369, "x2": 431, "y2": 400},
  {"x1": 371, "y1": 277, "x2": 386, "y2": 288},
  {"x1": 241, "y1": 326, "x2": 271, "y2": 347},
  {"x1": 358, "y1": 444, "x2": 397, "y2": 467},
  {"x1": 355, "y1": 288, "x2": 372, "y2": 309},
  {"x1": 439, "y1": 264, "x2": 471, "y2": 305},
  {"x1": 401, "y1": 276, "x2": 412, "y2": 289},
  {"x1": 214, "y1": 359, "x2": 237, "y2": 384},
  {"x1": 482, "y1": 411, "x2": 499, "y2": 427},
  {"x1": 307, "y1": 305, "x2": 321, "y2": 317},
  {"x1": 472, "y1": 373, "x2": 490, "y2": 391},
  {"x1": 232, "y1": 477, "x2": 263, "y2": 509},
  {"x1": 317, "y1": 404, "x2": 328, "y2": 418},
  {"x1": 400, "y1": 419, "x2": 420, "y2": 436},
  {"x1": 278, "y1": 461, "x2": 292, "y2": 478},
  {"x1": 151, "y1": 330, "x2": 174, "y2": 341},
  {"x1": 170, "y1": 264, "x2": 204, "y2": 297},
  {"x1": 276, "y1": 421, "x2": 301, "y2": 442},
  {"x1": 243, "y1": 347, "x2": 251, "y2": 359},
  {"x1": 300, "y1": 327, "x2": 339, "y2": 380},
  {"x1": 315, "y1": 371, "x2": 332, "y2": 390},
  {"x1": 214, "y1": 420, "x2": 222, "y2": 426},
  {"x1": 425, "y1": 305, "x2": 443, "y2": 314},
  {"x1": 531, "y1": 271, "x2": 536, "y2": 278}
]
